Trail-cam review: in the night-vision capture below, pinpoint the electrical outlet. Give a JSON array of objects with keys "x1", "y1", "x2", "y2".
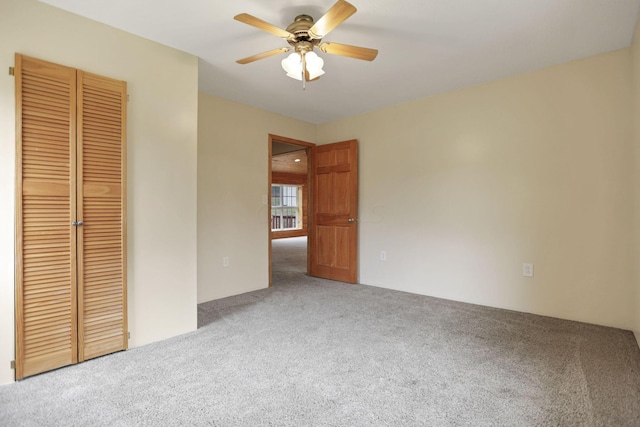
[
  {"x1": 380, "y1": 250, "x2": 387, "y2": 261},
  {"x1": 523, "y1": 263, "x2": 534, "y2": 278},
  {"x1": 223, "y1": 256, "x2": 230, "y2": 267}
]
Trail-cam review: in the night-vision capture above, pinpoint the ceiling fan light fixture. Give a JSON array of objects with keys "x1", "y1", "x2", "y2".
[
  {"x1": 282, "y1": 52, "x2": 303, "y2": 80},
  {"x1": 281, "y1": 51, "x2": 325, "y2": 81}
]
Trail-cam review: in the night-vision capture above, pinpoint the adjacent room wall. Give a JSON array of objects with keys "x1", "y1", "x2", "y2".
[
  {"x1": 197, "y1": 93, "x2": 316, "y2": 303},
  {"x1": 632, "y1": 15, "x2": 640, "y2": 345},
  {"x1": 0, "y1": 0, "x2": 199, "y2": 385},
  {"x1": 318, "y1": 49, "x2": 635, "y2": 330}
]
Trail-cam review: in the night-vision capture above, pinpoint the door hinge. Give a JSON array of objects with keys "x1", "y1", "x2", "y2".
[
  {"x1": 9, "y1": 67, "x2": 14, "y2": 76},
  {"x1": 10, "y1": 360, "x2": 15, "y2": 370},
  {"x1": 127, "y1": 332, "x2": 130, "y2": 339},
  {"x1": 127, "y1": 94, "x2": 130, "y2": 102}
]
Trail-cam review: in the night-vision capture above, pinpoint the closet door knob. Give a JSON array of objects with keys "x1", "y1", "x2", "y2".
[{"x1": 72, "y1": 221, "x2": 84, "y2": 226}]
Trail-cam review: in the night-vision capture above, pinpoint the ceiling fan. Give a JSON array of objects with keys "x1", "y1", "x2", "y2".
[{"x1": 234, "y1": 0, "x2": 378, "y2": 88}]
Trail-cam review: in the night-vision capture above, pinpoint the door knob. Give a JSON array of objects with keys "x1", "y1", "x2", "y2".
[
  {"x1": 72, "y1": 221, "x2": 84, "y2": 226},
  {"x1": 348, "y1": 218, "x2": 357, "y2": 223}
]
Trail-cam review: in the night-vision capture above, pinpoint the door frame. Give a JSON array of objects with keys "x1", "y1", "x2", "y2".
[{"x1": 268, "y1": 134, "x2": 315, "y2": 286}]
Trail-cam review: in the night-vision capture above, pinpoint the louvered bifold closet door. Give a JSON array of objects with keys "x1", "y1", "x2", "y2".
[
  {"x1": 77, "y1": 71, "x2": 127, "y2": 361},
  {"x1": 15, "y1": 55, "x2": 78, "y2": 379}
]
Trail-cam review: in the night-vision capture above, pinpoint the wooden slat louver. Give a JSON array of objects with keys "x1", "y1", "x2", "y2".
[
  {"x1": 15, "y1": 55, "x2": 78, "y2": 379},
  {"x1": 77, "y1": 71, "x2": 127, "y2": 361}
]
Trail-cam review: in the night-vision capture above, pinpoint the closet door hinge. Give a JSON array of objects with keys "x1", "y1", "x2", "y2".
[
  {"x1": 10, "y1": 360, "x2": 15, "y2": 370},
  {"x1": 127, "y1": 94, "x2": 130, "y2": 102},
  {"x1": 9, "y1": 67, "x2": 15, "y2": 76}
]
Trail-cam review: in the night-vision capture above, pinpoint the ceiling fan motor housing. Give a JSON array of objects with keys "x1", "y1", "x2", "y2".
[{"x1": 286, "y1": 14, "x2": 321, "y2": 48}]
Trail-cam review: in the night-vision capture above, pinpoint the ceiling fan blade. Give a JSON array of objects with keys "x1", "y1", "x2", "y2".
[
  {"x1": 236, "y1": 47, "x2": 290, "y2": 64},
  {"x1": 234, "y1": 13, "x2": 295, "y2": 40},
  {"x1": 319, "y1": 42, "x2": 378, "y2": 61},
  {"x1": 309, "y1": 0, "x2": 357, "y2": 39}
]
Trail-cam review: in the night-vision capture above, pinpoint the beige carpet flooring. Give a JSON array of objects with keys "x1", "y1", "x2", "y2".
[{"x1": 0, "y1": 236, "x2": 639, "y2": 426}]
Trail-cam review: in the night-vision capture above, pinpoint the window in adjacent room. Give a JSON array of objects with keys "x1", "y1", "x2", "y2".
[{"x1": 271, "y1": 184, "x2": 302, "y2": 230}]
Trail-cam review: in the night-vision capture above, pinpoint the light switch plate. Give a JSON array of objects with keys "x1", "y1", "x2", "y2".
[{"x1": 523, "y1": 263, "x2": 534, "y2": 278}]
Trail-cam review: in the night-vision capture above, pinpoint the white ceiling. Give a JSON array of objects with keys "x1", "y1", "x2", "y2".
[{"x1": 41, "y1": 0, "x2": 640, "y2": 124}]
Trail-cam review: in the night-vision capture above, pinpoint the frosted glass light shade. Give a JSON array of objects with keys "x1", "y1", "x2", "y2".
[
  {"x1": 305, "y1": 51, "x2": 325, "y2": 80},
  {"x1": 282, "y1": 53, "x2": 303, "y2": 80}
]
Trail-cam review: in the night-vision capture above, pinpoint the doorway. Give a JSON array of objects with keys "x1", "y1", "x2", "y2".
[
  {"x1": 269, "y1": 135, "x2": 360, "y2": 286},
  {"x1": 268, "y1": 135, "x2": 314, "y2": 286}
]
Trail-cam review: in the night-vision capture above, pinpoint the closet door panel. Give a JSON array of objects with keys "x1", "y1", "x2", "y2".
[
  {"x1": 77, "y1": 71, "x2": 127, "y2": 361},
  {"x1": 15, "y1": 54, "x2": 78, "y2": 379}
]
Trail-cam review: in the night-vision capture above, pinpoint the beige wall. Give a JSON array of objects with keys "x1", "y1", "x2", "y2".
[
  {"x1": 633, "y1": 17, "x2": 640, "y2": 345},
  {"x1": 318, "y1": 49, "x2": 635, "y2": 330},
  {"x1": 197, "y1": 93, "x2": 316, "y2": 303},
  {"x1": 0, "y1": 0, "x2": 199, "y2": 384}
]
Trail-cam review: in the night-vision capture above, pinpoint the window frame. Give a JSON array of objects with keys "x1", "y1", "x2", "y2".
[{"x1": 271, "y1": 184, "x2": 302, "y2": 231}]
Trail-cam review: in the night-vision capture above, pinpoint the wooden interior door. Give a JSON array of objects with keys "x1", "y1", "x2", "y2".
[
  {"x1": 15, "y1": 55, "x2": 78, "y2": 379},
  {"x1": 309, "y1": 140, "x2": 358, "y2": 283},
  {"x1": 77, "y1": 71, "x2": 127, "y2": 362},
  {"x1": 15, "y1": 54, "x2": 127, "y2": 379}
]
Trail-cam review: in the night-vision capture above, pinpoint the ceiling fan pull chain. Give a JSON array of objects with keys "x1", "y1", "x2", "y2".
[{"x1": 302, "y1": 53, "x2": 307, "y2": 90}]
